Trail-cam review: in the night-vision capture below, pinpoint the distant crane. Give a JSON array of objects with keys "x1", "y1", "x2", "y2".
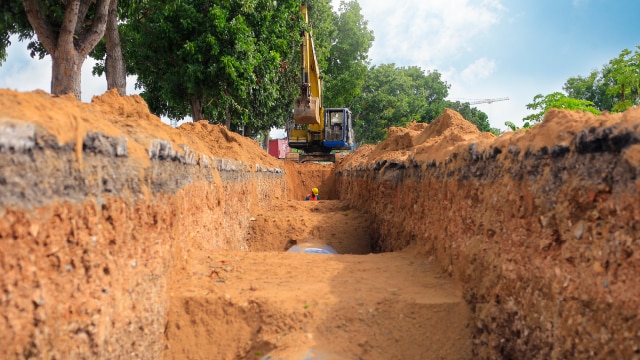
[{"x1": 463, "y1": 97, "x2": 509, "y2": 105}]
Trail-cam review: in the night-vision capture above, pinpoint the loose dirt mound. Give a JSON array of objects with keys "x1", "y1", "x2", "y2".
[
  {"x1": 342, "y1": 109, "x2": 495, "y2": 166},
  {"x1": 342, "y1": 106, "x2": 640, "y2": 168},
  {"x1": 0, "y1": 88, "x2": 279, "y2": 168}
]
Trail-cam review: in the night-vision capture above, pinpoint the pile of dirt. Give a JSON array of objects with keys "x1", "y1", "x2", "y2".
[
  {"x1": 0, "y1": 89, "x2": 279, "y2": 168},
  {"x1": 493, "y1": 107, "x2": 640, "y2": 166},
  {"x1": 343, "y1": 106, "x2": 640, "y2": 168},
  {"x1": 343, "y1": 109, "x2": 495, "y2": 166}
]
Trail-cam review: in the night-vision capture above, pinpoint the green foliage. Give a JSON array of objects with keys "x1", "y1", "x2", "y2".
[
  {"x1": 352, "y1": 63, "x2": 495, "y2": 144},
  {"x1": 523, "y1": 92, "x2": 600, "y2": 123},
  {"x1": 322, "y1": 0, "x2": 374, "y2": 108},
  {"x1": 563, "y1": 46, "x2": 640, "y2": 113},
  {"x1": 307, "y1": 0, "x2": 335, "y2": 73},
  {"x1": 0, "y1": 0, "x2": 82, "y2": 63},
  {"x1": 122, "y1": 0, "x2": 302, "y2": 133},
  {"x1": 0, "y1": 1, "x2": 33, "y2": 63},
  {"x1": 504, "y1": 121, "x2": 531, "y2": 132},
  {"x1": 563, "y1": 70, "x2": 614, "y2": 111},
  {"x1": 352, "y1": 64, "x2": 451, "y2": 144},
  {"x1": 607, "y1": 47, "x2": 640, "y2": 112}
]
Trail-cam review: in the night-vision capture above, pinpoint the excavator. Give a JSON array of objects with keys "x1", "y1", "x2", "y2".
[{"x1": 287, "y1": 3, "x2": 355, "y2": 163}]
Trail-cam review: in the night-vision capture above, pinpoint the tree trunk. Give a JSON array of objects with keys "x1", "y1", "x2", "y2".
[
  {"x1": 262, "y1": 130, "x2": 270, "y2": 150},
  {"x1": 189, "y1": 95, "x2": 204, "y2": 122},
  {"x1": 105, "y1": 0, "x2": 126, "y2": 95},
  {"x1": 225, "y1": 106, "x2": 232, "y2": 129},
  {"x1": 23, "y1": 0, "x2": 111, "y2": 100},
  {"x1": 51, "y1": 50, "x2": 85, "y2": 99}
]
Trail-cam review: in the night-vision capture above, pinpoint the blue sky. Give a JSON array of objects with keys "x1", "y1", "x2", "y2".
[
  {"x1": 1, "y1": 0, "x2": 639, "y2": 131},
  {"x1": 346, "y1": 0, "x2": 640, "y2": 129}
]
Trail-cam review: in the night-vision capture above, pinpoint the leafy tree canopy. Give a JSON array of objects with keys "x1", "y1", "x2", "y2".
[
  {"x1": 563, "y1": 46, "x2": 639, "y2": 113},
  {"x1": 322, "y1": 0, "x2": 374, "y2": 109},
  {"x1": 352, "y1": 63, "x2": 494, "y2": 144},
  {"x1": 352, "y1": 64, "x2": 452, "y2": 144},
  {"x1": 0, "y1": 1, "x2": 33, "y2": 63},
  {"x1": 122, "y1": 0, "x2": 302, "y2": 134},
  {"x1": 523, "y1": 92, "x2": 600, "y2": 124}
]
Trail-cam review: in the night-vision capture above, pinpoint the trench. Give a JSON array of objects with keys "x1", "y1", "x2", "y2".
[
  {"x1": 163, "y1": 170, "x2": 473, "y2": 360},
  {"x1": 1, "y1": 92, "x2": 639, "y2": 360}
]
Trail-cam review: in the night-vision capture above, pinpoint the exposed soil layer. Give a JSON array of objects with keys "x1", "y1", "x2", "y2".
[
  {"x1": 1, "y1": 89, "x2": 472, "y2": 359},
  {"x1": 247, "y1": 200, "x2": 372, "y2": 254},
  {"x1": 337, "y1": 108, "x2": 640, "y2": 359},
  {"x1": 2, "y1": 89, "x2": 639, "y2": 359}
]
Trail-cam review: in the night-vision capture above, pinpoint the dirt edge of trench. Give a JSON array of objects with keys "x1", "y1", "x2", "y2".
[{"x1": 1, "y1": 90, "x2": 639, "y2": 359}]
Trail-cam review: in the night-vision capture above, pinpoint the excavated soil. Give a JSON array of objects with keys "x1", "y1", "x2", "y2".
[{"x1": 1, "y1": 89, "x2": 639, "y2": 359}]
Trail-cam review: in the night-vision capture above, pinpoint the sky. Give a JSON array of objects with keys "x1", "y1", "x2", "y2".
[{"x1": 1, "y1": 0, "x2": 639, "y2": 132}]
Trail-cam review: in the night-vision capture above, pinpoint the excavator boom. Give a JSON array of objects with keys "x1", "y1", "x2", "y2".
[
  {"x1": 288, "y1": 3, "x2": 354, "y2": 162},
  {"x1": 293, "y1": 4, "x2": 322, "y2": 125}
]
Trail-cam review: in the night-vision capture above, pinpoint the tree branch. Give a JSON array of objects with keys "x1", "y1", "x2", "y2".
[
  {"x1": 75, "y1": 0, "x2": 94, "y2": 35},
  {"x1": 22, "y1": 0, "x2": 57, "y2": 54},
  {"x1": 78, "y1": 0, "x2": 111, "y2": 55},
  {"x1": 59, "y1": 0, "x2": 80, "y2": 49}
]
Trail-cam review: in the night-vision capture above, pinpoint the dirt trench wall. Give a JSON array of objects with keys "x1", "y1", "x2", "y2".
[
  {"x1": 0, "y1": 91, "x2": 288, "y2": 359},
  {"x1": 336, "y1": 111, "x2": 640, "y2": 359}
]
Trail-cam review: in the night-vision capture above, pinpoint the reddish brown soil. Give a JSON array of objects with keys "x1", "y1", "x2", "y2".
[
  {"x1": 0, "y1": 89, "x2": 472, "y2": 359},
  {"x1": 1, "y1": 89, "x2": 638, "y2": 359},
  {"x1": 337, "y1": 107, "x2": 640, "y2": 359}
]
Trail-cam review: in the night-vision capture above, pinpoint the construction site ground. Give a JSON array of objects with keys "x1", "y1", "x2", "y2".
[{"x1": 1, "y1": 89, "x2": 639, "y2": 360}]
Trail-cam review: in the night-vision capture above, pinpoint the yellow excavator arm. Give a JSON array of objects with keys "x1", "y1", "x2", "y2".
[
  {"x1": 293, "y1": 4, "x2": 322, "y2": 126},
  {"x1": 288, "y1": 2, "x2": 354, "y2": 162}
]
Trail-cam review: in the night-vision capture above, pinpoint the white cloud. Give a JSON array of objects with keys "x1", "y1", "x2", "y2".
[
  {"x1": 357, "y1": 0, "x2": 505, "y2": 70},
  {"x1": 460, "y1": 57, "x2": 496, "y2": 82},
  {"x1": 0, "y1": 40, "x2": 51, "y2": 93}
]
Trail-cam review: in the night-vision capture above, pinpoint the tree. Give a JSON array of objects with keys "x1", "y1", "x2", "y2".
[
  {"x1": 504, "y1": 120, "x2": 531, "y2": 131},
  {"x1": 103, "y1": 0, "x2": 126, "y2": 95},
  {"x1": 1, "y1": 0, "x2": 113, "y2": 99},
  {"x1": 89, "y1": 0, "x2": 128, "y2": 95},
  {"x1": 307, "y1": 0, "x2": 335, "y2": 73},
  {"x1": 606, "y1": 47, "x2": 640, "y2": 112},
  {"x1": 523, "y1": 92, "x2": 601, "y2": 123},
  {"x1": 352, "y1": 64, "x2": 451, "y2": 144},
  {"x1": 563, "y1": 46, "x2": 640, "y2": 113},
  {"x1": 0, "y1": 1, "x2": 32, "y2": 64},
  {"x1": 122, "y1": 0, "x2": 302, "y2": 132},
  {"x1": 322, "y1": 0, "x2": 374, "y2": 108},
  {"x1": 563, "y1": 70, "x2": 613, "y2": 111}
]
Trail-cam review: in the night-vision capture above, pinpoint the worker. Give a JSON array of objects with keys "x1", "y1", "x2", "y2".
[{"x1": 305, "y1": 187, "x2": 320, "y2": 201}]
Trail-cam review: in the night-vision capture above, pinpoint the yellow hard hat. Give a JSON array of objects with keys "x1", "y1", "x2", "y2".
[{"x1": 312, "y1": 187, "x2": 319, "y2": 196}]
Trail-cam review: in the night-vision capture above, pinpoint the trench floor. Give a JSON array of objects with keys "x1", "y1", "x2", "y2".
[{"x1": 163, "y1": 201, "x2": 472, "y2": 360}]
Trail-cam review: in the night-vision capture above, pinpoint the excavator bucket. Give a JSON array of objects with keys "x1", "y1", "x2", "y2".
[{"x1": 294, "y1": 96, "x2": 321, "y2": 125}]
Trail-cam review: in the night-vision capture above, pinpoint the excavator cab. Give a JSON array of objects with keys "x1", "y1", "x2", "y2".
[{"x1": 323, "y1": 108, "x2": 354, "y2": 150}]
